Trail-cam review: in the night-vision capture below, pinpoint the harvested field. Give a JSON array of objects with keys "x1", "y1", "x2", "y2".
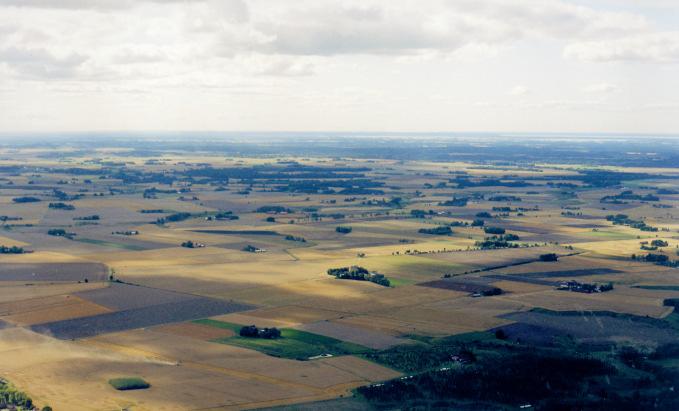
[
  {"x1": 500, "y1": 288, "x2": 671, "y2": 317},
  {"x1": 483, "y1": 274, "x2": 558, "y2": 286},
  {"x1": 153, "y1": 321, "x2": 235, "y2": 340},
  {"x1": 505, "y1": 268, "x2": 623, "y2": 278},
  {"x1": 191, "y1": 229, "x2": 282, "y2": 236},
  {"x1": 75, "y1": 283, "x2": 196, "y2": 311},
  {"x1": 31, "y1": 297, "x2": 253, "y2": 339},
  {"x1": 237, "y1": 305, "x2": 346, "y2": 326},
  {"x1": 0, "y1": 295, "x2": 111, "y2": 326},
  {"x1": 0, "y1": 262, "x2": 108, "y2": 282},
  {"x1": 0, "y1": 282, "x2": 107, "y2": 304},
  {"x1": 297, "y1": 320, "x2": 411, "y2": 350},
  {"x1": 417, "y1": 279, "x2": 502, "y2": 294},
  {"x1": 486, "y1": 280, "x2": 552, "y2": 294}
]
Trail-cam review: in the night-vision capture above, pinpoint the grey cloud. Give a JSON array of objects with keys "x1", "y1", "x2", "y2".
[
  {"x1": 0, "y1": 47, "x2": 87, "y2": 79},
  {"x1": 0, "y1": 0, "x2": 206, "y2": 10},
  {"x1": 232, "y1": 1, "x2": 650, "y2": 57}
]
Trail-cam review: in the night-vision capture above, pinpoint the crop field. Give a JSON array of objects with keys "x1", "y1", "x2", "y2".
[
  {"x1": 418, "y1": 279, "x2": 502, "y2": 294},
  {"x1": 0, "y1": 262, "x2": 108, "y2": 282},
  {"x1": 1, "y1": 141, "x2": 679, "y2": 410},
  {"x1": 295, "y1": 320, "x2": 411, "y2": 350},
  {"x1": 0, "y1": 295, "x2": 112, "y2": 326},
  {"x1": 499, "y1": 309, "x2": 679, "y2": 345},
  {"x1": 196, "y1": 319, "x2": 371, "y2": 360},
  {"x1": 31, "y1": 297, "x2": 253, "y2": 339}
]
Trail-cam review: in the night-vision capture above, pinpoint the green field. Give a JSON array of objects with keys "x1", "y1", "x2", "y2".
[
  {"x1": 633, "y1": 285, "x2": 679, "y2": 291},
  {"x1": 108, "y1": 377, "x2": 150, "y2": 391},
  {"x1": 194, "y1": 319, "x2": 370, "y2": 359},
  {"x1": 581, "y1": 230, "x2": 641, "y2": 240}
]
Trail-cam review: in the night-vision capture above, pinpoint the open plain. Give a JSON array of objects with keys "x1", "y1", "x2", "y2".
[{"x1": 1, "y1": 138, "x2": 679, "y2": 410}]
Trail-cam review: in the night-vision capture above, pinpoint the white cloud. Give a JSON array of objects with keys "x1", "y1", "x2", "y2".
[
  {"x1": 564, "y1": 32, "x2": 679, "y2": 63},
  {"x1": 0, "y1": 0, "x2": 677, "y2": 133},
  {"x1": 582, "y1": 83, "x2": 619, "y2": 93},
  {"x1": 509, "y1": 85, "x2": 530, "y2": 96}
]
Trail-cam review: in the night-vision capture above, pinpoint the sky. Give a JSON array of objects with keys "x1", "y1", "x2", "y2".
[{"x1": 0, "y1": 0, "x2": 678, "y2": 134}]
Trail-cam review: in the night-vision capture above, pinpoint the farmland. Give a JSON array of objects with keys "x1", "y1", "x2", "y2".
[{"x1": 0, "y1": 136, "x2": 679, "y2": 410}]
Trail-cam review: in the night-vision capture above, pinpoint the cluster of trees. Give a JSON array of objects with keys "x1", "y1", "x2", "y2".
[
  {"x1": 256, "y1": 205, "x2": 291, "y2": 214},
  {"x1": 284, "y1": 235, "x2": 306, "y2": 243},
  {"x1": 640, "y1": 253, "x2": 669, "y2": 263},
  {"x1": 558, "y1": 280, "x2": 614, "y2": 293},
  {"x1": 418, "y1": 226, "x2": 452, "y2": 235},
  {"x1": 276, "y1": 179, "x2": 383, "y2": 195},
  {"x1": 601, "y1": 190, "x2": 660, "y2": 204},
  {"x1": 112, "y1": 230, "x2": 138, "y2": 236},
  {"x1": 239, "y1": 325, "x2": 281, "y2": 339},
  {"x1": 641, "y1": 239, "x2": 669, "y2": 251},
  {"x1": 450, "y1": 221, "x2": 470, "y2": 227},
  {"x1": 51, "y1": 189, "x2": 82, "y2": 201},
  {"x1": 0, "y1": 378, "x2": 51, "y2": 411},
  {"x1": 242, "y1": 244, "x2": 264, "y2": 253},
  {"x1": 47, "y1": 228, "x2": 75, "y2": 239},
  {"x1": 631, "y1": 253, "x2": 679, "y2": 267},
  {"x1": 335, "y1": 226, "x2": 352, "y2": 234},
  {"x1": 311, "y1": 212, "x2": 345, "y2": 221},
  {"x1": 410, "y1": 209, "x2": 434, "y2": 218},
  {"x1": 606, "y1": 214, "x2": 658, "y2": 232},
  {"x1": 450, "y1": 177, "x2": 532, "y2": 189},
  {"x1": 438, "y1": 197, "x2": 468, "y2": 207},
  {"x1": 156, "y1": 212, "x2": 191, "y2": 225},
  {"x1": 475, "y1": 236, "x2": 520, "y2": 249},
  {"x1": 212, "y1": 211, "x2": 238, "y2": 221},
  {"x1": 483, "y1": 226, "x2": 505, "y2": 235},
  {"x1": 327, "y1": 266, "x2": 390, "y2": 287},
  {"x1": 74, "y1": 215, "x2": 99, "y2": 221},
  {"x1": 539, "y1": 253, "x2": 559, "y2": 262},
  {"x1": 48, "y1": 202, "x2": 75, "y2": 210},
  {"x1": 358, "y1": 349, "x2": 613, "y2": 409},
  {"x1": 180, "y1": 240, "x2": 205, "y2": 248},
  {"x1": 0, "y1": 245, "x2": 25, "y2": 254},
  {"x1": 487, "y1": 195, "x2": 522, "y2": 202},
  {"x1": 185, "y1": 164, "x2": 369, "y2": 185},
  {"x1": 12, "y1": 196, "x2": 40, "y2": 203}
]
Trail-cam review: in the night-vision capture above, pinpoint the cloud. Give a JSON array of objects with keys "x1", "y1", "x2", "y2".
[
  {"x1": 582, "y1": 83, "x2": 619, "y2": 93},
  {"x1": 111, "y1": 48, "x2": 168, "y2": 65},
  {"x1": 509, "y1": 85, "x2": 530, "y2": 96},
  {"x1": 0, "y1": 46, "x2": 87, "y2": 79},
  {"x1": 180, "y1": 0, "x2": 651, "y2": 57},
  {"x1": 564, "y1": 32, "x2": 679, "y2": 63},
  {"x1": 247, "y1": 57, "x2": 315, "y2": 77},
  {"x1": 0, "y1": 0, "x2": 206, "y2": 11}
]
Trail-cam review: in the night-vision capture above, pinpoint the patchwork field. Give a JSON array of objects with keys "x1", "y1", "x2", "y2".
[{"x1": 0, "y1": 143, "x2": 678, "y2": 410}]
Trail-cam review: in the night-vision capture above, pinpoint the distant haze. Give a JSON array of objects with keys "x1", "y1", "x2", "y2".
[{"x1": 0, "y1": 0, "x2": 678, "y2": 134}]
